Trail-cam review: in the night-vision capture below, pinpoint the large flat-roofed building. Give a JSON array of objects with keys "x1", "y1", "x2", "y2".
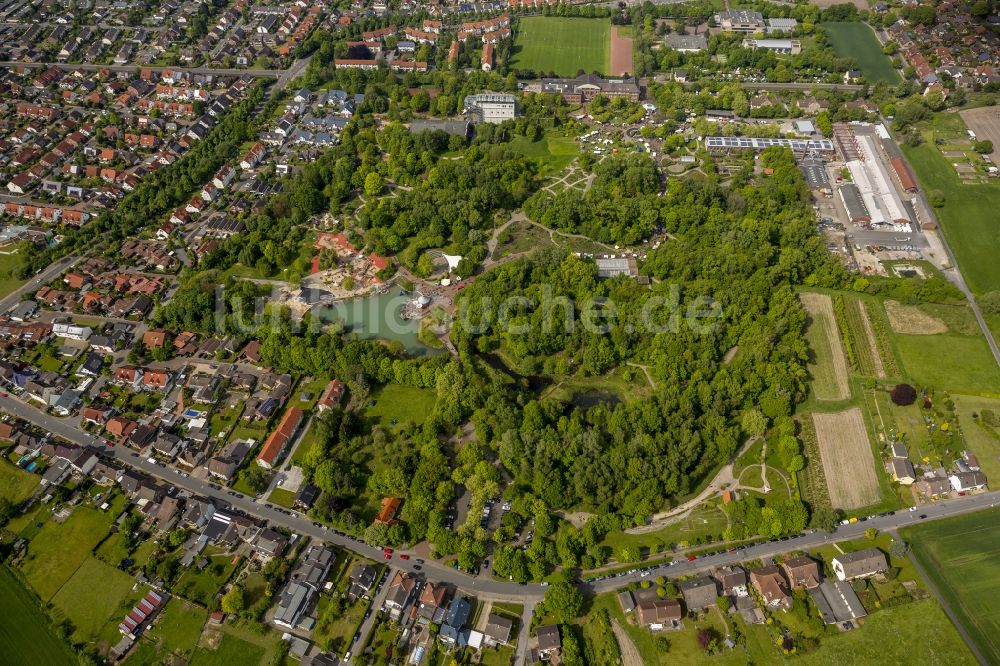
[
  {"x1": 463, "y1": 93, "x2": 518, "y2": 124},
  {"x1": 766, "y1": 17, "x2": 798, "y2": 33},
  {"x1": 716, "y1": 9, "x2": 765, "y2": 33},
  {"x1": 742, "y1": 38, "x2": 802, "y2": 55},
  {"x1": 839, "y1": 183, "x2": 871, "y2": 223},
  {"x1": 525, "y1": 73, "x2": 640, "y2": 103},
  {"x1": 705, "y1": 136, "x2": 835, "y2": 154},
  {"x1": 595, "y1": 256, "x2": 638, "y2": 278},
  {"x1": 844, "y1": 134, "x2": 910, "y2": 227},
  {"x1": 665, "y1": 33, "x2": 707, "y2": 52}
]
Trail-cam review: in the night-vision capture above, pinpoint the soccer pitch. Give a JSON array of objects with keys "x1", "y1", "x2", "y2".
[{"x1": 511, "y1": 17, "x2": 610, "y2": 77}]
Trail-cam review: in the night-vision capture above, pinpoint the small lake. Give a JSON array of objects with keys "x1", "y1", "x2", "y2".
[{"x1": 313, "y1": 290, "x2": 441, "y2": 356}]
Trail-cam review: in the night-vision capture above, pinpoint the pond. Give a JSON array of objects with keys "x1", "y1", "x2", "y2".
[{"x1": 313, "y1": 290, "x2": 441, "y2": 356}]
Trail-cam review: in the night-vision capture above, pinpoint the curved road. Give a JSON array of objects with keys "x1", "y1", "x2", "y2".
[{"x1": 2, "y1": 393, "x2": 998, "y2": 662}]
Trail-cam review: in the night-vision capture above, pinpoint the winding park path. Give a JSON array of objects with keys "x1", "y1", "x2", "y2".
[{"x1": 626, "y1": 436, "x2": 759, "y2": 535}]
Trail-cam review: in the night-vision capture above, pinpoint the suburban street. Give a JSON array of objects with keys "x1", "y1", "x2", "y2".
[{"x1": 0, "y1": 253, "x2": 80, "y2": 313}]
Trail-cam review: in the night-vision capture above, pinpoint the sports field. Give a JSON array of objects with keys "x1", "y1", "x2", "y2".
[
  {"x1": 0, "y1": 565, "x2": 74, "y2": 665},
  {"x1": 823, "y1": 22, "x2": 901, "y2": 83},
  {"x1": 902, "y1": 508, "x2": 1000, "y2": 664},
  {"x1": 511, "y1": 17, "x2": 610, "y2": 77}
]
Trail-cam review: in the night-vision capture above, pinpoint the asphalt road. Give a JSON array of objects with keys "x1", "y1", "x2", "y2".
[
  {"x1": 4, "y1": 390, "x2": 1000, "y2": 662},
  {"x1": 0, "y1": 60, "x2": 283, "y2": 78},
  {"x1": 0, "y1": 253, "x2": 80, "y2": 313}
]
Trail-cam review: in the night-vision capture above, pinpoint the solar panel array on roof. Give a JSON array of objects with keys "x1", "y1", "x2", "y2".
[{"x1": 706, "y1": 136, "x2": 835, "y2": 151}]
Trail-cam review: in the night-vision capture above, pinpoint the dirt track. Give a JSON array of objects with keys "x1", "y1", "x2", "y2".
[
  {"x1": 611, "y1": 618, "x2": 644, "y2": 666},
  {"x1": 610, "y1": 26, "x2": 633, "y2": 77}
]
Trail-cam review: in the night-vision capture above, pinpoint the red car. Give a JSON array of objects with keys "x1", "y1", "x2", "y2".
[
  {"x1": 383, "y1": 547, "x2": 393, "y2": 554},
  {"x1": 384, "y1": 553, "x2": 392, "y2": 560},
  {"x1": 687, "y1": 555, "x2": 697, "y2": 561},
  {"x1": 399, "y1": 554, "x2": 410, "y2": 560}
]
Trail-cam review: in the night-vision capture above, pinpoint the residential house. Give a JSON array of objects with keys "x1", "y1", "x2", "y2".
[
  {"x1": 256, "y1": 406, "x2": 304, "y2": 469},
  {"x1": 384, "y1": 571, "x2": 418, "y2": 619},
  {"x1": 143, "y1": 329, "x2": 168, "y2": 349},
  {"x1": 316, "y1": 379, "x2": 345, "y2": 411},
  {"x1": 483, "y1": 613, "x2": 513, "y2": 646},
  {"x1": 782, "y1": 556, "x2": 821, "y2": 590},
  {"x1": 714, "y1": 566, "x2": 748, "y2": 597},
  {"x1": 950, "y1": 471, "x2": 987, "y2": 492},
  {"x1": 418, "y1": 581, "x2": 451, "y2": 621},
  {"x1": 636, "y1": 599, "x2": 683, "y2": 630},
  {"x1": 750, "y1": 566, "x2": 792, "y2": 611},
  {"x1": 535, "y1": 624, "x2": 562, "y2": 660},
  {"x1": 831, "y1": 548, "x2": 889, "y2": 581},
  {"x1": 375, "y1": 496, "x2": 402, "y2": 525},
  {"x1": 679, "y1": 576, "x2": 719, "y2": 612},
  {"x1": 348, "y1": 564, "x2": 378, "y2": 601}
]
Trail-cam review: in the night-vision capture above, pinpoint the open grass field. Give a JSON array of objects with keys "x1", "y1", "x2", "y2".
[
  {"x1": 508, "y1": 134, "x2": 580, "y2": 174},
  {"x1": 893, "y1": 333, "x2": 1000, "y2": 395},
  {"x1": 901, "y1": 508, "x2": 1000, "y2": 664},
  {"x1": 128, "y1": 598, "x2": 208, "y2": 664},
  {"x1": 0, "y1": 565, "x2": 75, "y2": 666},
  {"x1": 801, "y1": 292, "x2": 850, "y2": 401},
  {"x1": 191, "y1": 632, "x2": 266, "y2": 666},
  {"x1": 902, "y1": 116, "x2": 1000, "y2": 295},
  {"x1": 174, "y1": 547, "x2": 241, "y2": 606},
  {"x1": 822, "y1": 22, "x2": 900, "y2": 83},
  {"x1": 952, "y1": 395, "x2": 1000, "y2": 481},
  {"x1": 511, "y1": 17, "x2": 610, "y2": 77},
  {"x1": 0, "y1": 457, "x2": 39, "y2": 504},
  {"x1": 50, "y1": 556, "x2": 137, "y2": 643},
  {"x1": 797, "y1": 598, "x2": 976, "y2": 665},
  {"x1": 600, "y1": 505, "x2": 728, "y2": 556},
  {"x1": 19, "y1": 504, "x2": 116, "y2": 601},
  {"x1": 812, "y1": 408, "x2": 880, "y2": 509},
  {"x1": 0, "y1": 253, "x2": 26, "y2": 300},
  {"x1": 366, "y1": 383, "x2": 437, "y2": 427}
]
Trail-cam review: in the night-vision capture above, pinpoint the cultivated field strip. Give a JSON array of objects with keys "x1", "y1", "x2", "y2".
[
  {"x1": 800, "y1": 292, "x2": 851, "y2": 401},
  {"x1": 812, "y1": 408, "x2": 881, "y2": 509}
]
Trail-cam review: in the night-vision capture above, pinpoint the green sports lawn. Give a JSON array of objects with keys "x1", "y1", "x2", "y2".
[
  {"x1": 0, "y1": 565, "x2": 74, "y2": 666},
  {"x1": 901, "y1": 508, "x2": 1000, "y2": 664},
  {"x1": 511, "y1": 17, "x2": 610, "y2": 77},
  {"x1": 822, "y1": 22, "x2": 900, "y2": 84}
]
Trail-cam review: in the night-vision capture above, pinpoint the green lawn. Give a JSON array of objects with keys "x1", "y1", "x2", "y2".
[
  {"x1": 893, "y1": 333, "x2": 1000, "y2": 395},
  {"x1": 50, "y1": 556, "x2": 137, "y2": 643},
  {"x1": 0, "y1": 458, "x2": 40, "y2": 504},
  {"x1": 190, "y1": 632, "x2": 266, "y2": 666},
  {"x1": 133, "y1": 598, "x2": 208, "y2": 663},
  {"x1": 19, "y1": 501, "x2": 119, "y2": 601},
  {"x1": 901, "y1": 508, "x2": 1000, "y2": 664},
  {"x1": 952, "y1": 395, "x2": 1000, "y2": 481},
  {"x1": 268, "y1": 487, "x2": 296, "y2": 508},
  {"x1": 511, "y1": 17, "x2": 610, "y2": 76},
  {"x1": 0, "y1": 252, "x2": 26, "y2": 299},
  {"x1": 902, "y1": 123, "x2": 1000, "y2": 294},
  {"x1": 600, "y1": 505, "x2": 729, "y2": 558},
  {"x1": 366, "y1": 383, "x2": 437, "y2": 427},
  {"x1": 508, "y1": 134, "x2": 580, "y2": 174},
  {"x1": 0, "y1": 565, "x2": 75, "y2": 666},
  {"x1": 174, "y1": 548, "x2": 241, "y2": 606},
  {"x1": 797, "y1": 599, "x2": 973, "y2": 665},
  {"x1": 822, "y1": 22, "x2": 900, "y2": 83}
]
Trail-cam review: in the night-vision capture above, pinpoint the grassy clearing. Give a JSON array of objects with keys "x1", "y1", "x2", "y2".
[
  {"x1": 822, "y1": 22, "x2": 900, "y2": 83},
  {"x1": 133, "y1": 598, "x2": 208, "y2": 663},
  {"x1": 902, "y1": 116, "x2": 1000, "y2": 295},
  {"x1": 50, "y1": 556, "x2": 137, "y2": 643},
  {"x1": 952, "y1": 394, "x2": 1000, "y2": 481},
  {"x1": 190, "y1": 632, "x2": 266, "y2": 666},
  {"x1": 0, "y1": 253, "x2": 26, "y2": 299},
  {"x1": 797, "y1": 599, "x2": 974, "y2": 665},
  {"x1": 901, "y1": 508, "x2": 1000, "y2": 664},
  {"x1": 893, "y1": 333, "x2": 1000, "y2": 395},
  {"x1": 19, "y1": 502, "x2": 117, "y2": 601},
  {"x1": 0, "y1": 458, "x2": 40, "y2": 504},
  {"x1": 511, "y1": 17, "x2": 610, "y2": 76},
  {"x1": 267, "y1": 487, "x2": 296, "y2": 508},
  {"x1": 801, "y1": 292, "x2": 850, "y2": 401},
  {"x1": 0, "y1": 565, "x2": 75, "y2": 665},
  {"x1": 508, "y1": 134, "x2": 580, "y2": 174},
  {"x1": 174, "y1": 547, "x2": 241, "y2": 606},
  {"x1": 600, "y1": 505, "x2": 728, "y2": 556},
  {"x1": 366, "y1": 383, "x2": 437, "y2": 428}
]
